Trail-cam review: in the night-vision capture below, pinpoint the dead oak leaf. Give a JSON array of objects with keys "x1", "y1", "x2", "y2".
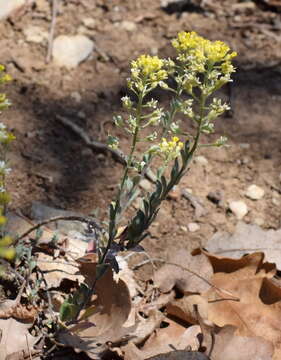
[
  {"x1": 154, "y1": 250, "x2": 213, "y2": 294},
  {"x1": 58, "y1": 253, "x2": 136, "y2": 359},
  {"x1": 200, "y1": 252, "x2": 281, "y2": 359}
]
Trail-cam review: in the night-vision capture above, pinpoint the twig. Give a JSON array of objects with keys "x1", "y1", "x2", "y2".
[
  {"x1": 56, "y1": 114, "x2": 157, "y2": 182},
  {"x1": 56, "y1": 114, "x2": 127, "y2": 165},
  {"x1": 15, "y1": 215, "x2": 102, "y2": 245},
  {"x1": 46, "y1": 0, "x2": 58, "y2": 63}
]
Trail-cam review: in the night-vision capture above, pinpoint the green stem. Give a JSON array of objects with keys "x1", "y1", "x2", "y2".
[{"x1": 102, "y1": 90, "x2": 144, "y2": 264}]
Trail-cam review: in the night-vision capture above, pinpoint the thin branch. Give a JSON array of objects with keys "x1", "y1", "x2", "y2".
[
  {"x1": 56, "y1": 114, "x2": 157, "y2": 183},
  {"x1": 46, "y1": 0, "x2": 58, "y2": 63},
  {"x1": 56, "y1": 114, "x2": 126, "y2": 165}
]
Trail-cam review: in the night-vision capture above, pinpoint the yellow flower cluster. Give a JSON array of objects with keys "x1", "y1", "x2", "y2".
[
  {"x1": 159, "y1": 136, "x2": 183, "y2": 161},
  {"x1": 172, "y1": 31, "x2": 237, "y2": 73},
  {"x1": 131, "y1": 55, "x2": 168, "y2": 84}
]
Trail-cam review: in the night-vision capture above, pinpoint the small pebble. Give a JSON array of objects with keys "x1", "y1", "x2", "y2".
[
  {"x1": 120, "y1": 20, "x2": 137, "y2": 32},
  {"x1": 239, "y1": 143, "x2": 250, "y2": 149},
  {"x1": 23, "y1": 26, "x2": 48, "y2": 44},
  {"x1": 229, "y1": 200, "x2": 248, "y2": 220},
  {"x1": 187, "y1": 222, "x2": 200, "y2": 232},
  {"x1": 245, "y1": 184, "x2": 265, "y2": 200},
  {"x1": 194, "y1": 155, "x2": 208, "y2": 166},
  {"x1": 82, "y1": 18, "x2": 96, "y2": 29},
  {"x1": 272, "y1": 197, "x2": 280, "y2": 206},
  {"x1": 180, "y1": 226, "x2": 188, "y2": 233},
  {"x1": 71, "y1": 91, "x2": 82, "y2": 103},
  {"x1": 207, "y1": 190, "x2": 223, "y2": 205}
]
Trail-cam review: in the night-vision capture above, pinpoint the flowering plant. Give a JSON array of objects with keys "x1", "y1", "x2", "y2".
[
  {"x1": 104, "y1": 31, "x2": 236, "y2": 261},
  {"x1": 60, "y1": 31, "x2": 236, "y2": 322}
]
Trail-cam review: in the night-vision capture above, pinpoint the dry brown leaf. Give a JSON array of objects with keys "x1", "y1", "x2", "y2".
[
  {"x1": 0, "y1": 318, "x2": 37, "y2": 360},
  {"x1": 166, "y1": 295, "x2": 209, "y2": 325},
  {"x1": 58, "y1": 253, "x2": 136, "y2": 359},
  {"x1": 0, "y1": 299, "x2": 37, "y2": 322},
  {"x1": 131, "y1": 318, "x2": 201, "y2": 359},
  {"x1": 211, "y1": 325, "x2": 274, "y2": 360},
  {"x1": 200, "y1": 252, "x2": 281, "y2": 359},
  {"x1": 154, "y1": 250, "x2": 213, "y2": 294}
]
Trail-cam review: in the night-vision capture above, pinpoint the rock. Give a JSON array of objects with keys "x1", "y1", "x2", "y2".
[
  {"x1": 0, "y1": 0, "x2": 25, "y2": 20},
  {"x1": 207, "y1": 190, "x2": 223, "y2": 205},
  {"x1": 139, "y1": 179, "x2": 152, "y2": 192},
  {"x1": 180, "y1": 226, "x2": 188, "y2": 232},
  {"x1": 23, "y1": 26, "x2": 48, "y2": 44},
  {"x1": 187, "y1": 222, "x2": 200, "y2": 232},
  {"x1": 272, "y1": 197, "x2": 280, "y2": 206},
  {"x1": 245, "y1": 184, "x2": 265, "y2": 200},
  {"x1": 239, "y1": 143, "x2": 250, "y2": 149},
  {"x1": 120, "y1": 20, "x2": 137, "y2": 32},
  {"x1": 82, "y1": 17, "x2": 96, "y2": 29},
  {"x1": 229, "y1": 201, "x2": 248, "y2": 220},
  {"x1": 71, "y1": 91, "x2": 82, "y2": 103},
  {"x1": 52, "y1": 35, "x2": 94, "y2": 69},
  {"x1": 194, "y1": 155, "x2": 208, "y2": 166},
  {"x1": 30, "y1": 201, "x2": 87, "y2": 234}
]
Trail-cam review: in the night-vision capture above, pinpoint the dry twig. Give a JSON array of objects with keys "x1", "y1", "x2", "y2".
[{"x1": 46, "y1": 0, "x2": 58, "y2": 63}]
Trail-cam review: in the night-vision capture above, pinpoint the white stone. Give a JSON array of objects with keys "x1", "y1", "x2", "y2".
[
  {"x1": 180, "y1": 226, "x2": 188, "y2": 233},
  {"x1": 245, "y1": 184, "x2": 265, "y2": 200},
  {"x1": 229, "y1": 201, "x2": 248, "y2": 220},
  {"x1": 23, "y1": 26, "x2": 48, "y2": 44},
  {"x1": 139, "y1": 179, "x2": 152, "y2": 192},
  {"x1": 187, "y1": 222, "x2": 200, "y2": 232},
  {"x1": 52, "y1": 35, "x2": 94, "y2": 69},
  {"x1": 82, "y1": 18, "x2": 96, "y2": 29},
  {"x1": 71, "y1": 91, "x2": 82, "y2": 103},
  {"x1": 0, "y1": 0, "x2": 25, "y2": 20},
  {"x1": 272, "y1": 197, "x2": 280, "y2": 206},
  {"x1": 194, "y1": 155, "x2": 208, "y2": 166},
  {"x1": 120, "y1": 20, "x2": 137, "y2": 32}
]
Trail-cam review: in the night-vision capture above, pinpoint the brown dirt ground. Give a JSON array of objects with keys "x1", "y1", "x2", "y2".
[{"x1": 1, "y1": 0, "x2": 281, "y2": 278}]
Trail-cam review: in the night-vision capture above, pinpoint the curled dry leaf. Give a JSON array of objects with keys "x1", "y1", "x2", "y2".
[
  {"x1": 58, "y1": 253, "x2": 136, "y2": 359},
  {"x1": 122, "y1": 319, "x2": 201, "y2": 360},
  {"x1": 0, "y1": 299, "x2": 37, "y2": 322},
  {"x1": 200, "y1": 252, "x2": 281, "y2": 359},
  {"x1": 154, "y1": 250, "x2": 213, "y2": 294}
]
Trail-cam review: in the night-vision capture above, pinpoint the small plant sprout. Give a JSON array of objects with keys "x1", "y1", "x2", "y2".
[{"x1": 103, "y1": 31, "x2": 236, "y2": 264}]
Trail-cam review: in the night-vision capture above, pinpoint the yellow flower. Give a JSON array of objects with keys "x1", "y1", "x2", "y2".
[
  {"x1": 159, "y1": 136, "x2": 183, "y2": 161},
  {"x1": 131, "y1": 55, "x2": 168, "y2": 84},
  {"x1": 172, "y1": 31, "x2": 237, "y2": 67}
]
